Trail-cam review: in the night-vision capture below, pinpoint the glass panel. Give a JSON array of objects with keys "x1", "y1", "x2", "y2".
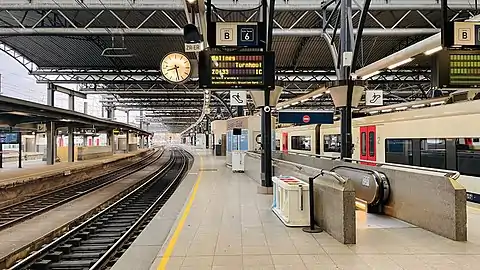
[
  {"x1": 361, "y1": 132, "x2": 366, "y2": 156},
  {"x1": 385, "y1": 139, "x2": 413, "y2": 165},
  {"x1": 291, "y1": 136, "x2": 312, "y2": 151},
  {"x1": 420, "y1": 138, "x2": 446, "y2": 169},
  {"x1": 369, "y1": 131, "x2": 375, "y2": 157},
  {"x1": 323, "y1": 134, "x2": 341, "y2": 152},
  {"x1": 457, "y1": 137, "x2": 480, "y2": 177}
]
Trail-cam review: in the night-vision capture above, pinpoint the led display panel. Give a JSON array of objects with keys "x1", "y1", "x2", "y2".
[{"x1": 199, "y1": 51, "x2": 275, "y2": 90}]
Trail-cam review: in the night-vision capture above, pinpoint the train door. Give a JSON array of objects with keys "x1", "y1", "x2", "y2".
[
  {"x1": 360, "y1": 126, "x2": 376, "y2": 164},
  {"x1": 282, "y1": 132, "x2": 288, "y2": 153}
]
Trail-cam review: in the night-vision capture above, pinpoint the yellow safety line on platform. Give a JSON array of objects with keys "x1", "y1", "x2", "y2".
[{"x1": 157, "y1": 155, "x2": 204, "y2": 270}]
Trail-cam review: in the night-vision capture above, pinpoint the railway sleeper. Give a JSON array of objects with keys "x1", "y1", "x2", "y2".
[
  {"x1": 96, "y1": 227, "x2": 126, "y2": 233},
  {"x1": 61, "y1": 253, "x2": 101, "y2": 260},
  {"x1": 44, "y1": 251, "x2": 63, "y2": 262},
  {"x1": 82, "y1": 238, "x2": 116, "y2": 245},
  {"x1": 71, "y1": 245, "x2": 109, "y2": 252},
  {"x1": 91, "y1": 232, "x2": 123, "y2": 238},
  {"x1": 66, "y1": 238, "x2": 83, "y2": 247},
  {"x1": 49, "y1": 259, "x2": 95, "y2": 268},
  {"x1": 100, "y1": 222, "x2": 132, "y2": 228}
]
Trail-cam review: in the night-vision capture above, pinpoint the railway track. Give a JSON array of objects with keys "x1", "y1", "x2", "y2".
[
  {"x1": 8, "y1": 148, "x2": 192, "y2": 270},
  {"x1": 0, "y1": 148, "x2": 164, "y2": 231}
]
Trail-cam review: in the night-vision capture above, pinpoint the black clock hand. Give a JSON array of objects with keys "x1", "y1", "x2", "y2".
[{"x1": 175, "y1": 68, "x2": 180, "y2": 80}]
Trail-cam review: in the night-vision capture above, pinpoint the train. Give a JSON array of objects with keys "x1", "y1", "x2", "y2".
[{"x1": 275, "y1": 94, "x2": 480, "y2": 202}]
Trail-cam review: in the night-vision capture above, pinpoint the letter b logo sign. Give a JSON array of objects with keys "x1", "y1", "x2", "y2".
[{"x1": 220, "y1": 28, "x2": 233, "y2": 41}]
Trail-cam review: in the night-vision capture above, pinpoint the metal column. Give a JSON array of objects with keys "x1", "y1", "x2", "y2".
[
  {"x1": 18, "y1": 134, "x2": 22, "y2": 168},
  {"x1": 46, "y1": 122, "x2": 56, "y2": 165},
  {"x1": 67, "y1": 127, "x2": 74, "y2": 162},
  {"x1": 339, "y1": 0, "x2": 354, "y2": 159},
  {"x1": 68, "y1": 94, "x2": 75, "y2": 162},
  {"x1": 109, "y1": 130, "x2": 115, "y2": 153},
  {"x1": 139, "y1": 111, "x2": 144, "y2": 148},
  {"x1": 338, "y1": 0, "x2": 371, "y2": 159},
  {"x1": 125, "y1": 132, "x2": 129, "y2": 153},
  {"x1": 47, "y1": 83, "x2": 55, "y2": 106},
  {"x1": 83, "y1": 101, "x2": 88, "y2": 146},
  {"x1": 259, "y1": 0, "x2": 275, "y2": 188}
]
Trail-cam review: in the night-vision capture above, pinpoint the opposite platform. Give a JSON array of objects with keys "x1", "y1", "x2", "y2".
[
  {"x1": 0, "y1": 149, "x2": 149, "y2": 186},
  {"x1": 112, "y1": 148, "x2": 480, "y2": 270}
]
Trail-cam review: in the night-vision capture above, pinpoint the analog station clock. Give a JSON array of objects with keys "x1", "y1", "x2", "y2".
[{"x1": 160, "y1": 52, "x2": 192, "y2": 83}]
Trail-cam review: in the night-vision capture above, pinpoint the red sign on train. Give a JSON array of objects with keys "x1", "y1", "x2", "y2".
[{"x1": 302, "y1": 115, "x2": 310, "y2": 123}]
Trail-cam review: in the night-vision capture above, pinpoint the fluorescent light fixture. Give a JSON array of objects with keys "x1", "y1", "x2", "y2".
[
  {"x1": 424, "y1": 46, "x2": 442, "y2": 55},
  {"x1": 312, "y1": 94, "x2": 323, "y2": 99},
  {"x1": 382, "y1": 109, "x2": 393, "y2": 113},
  {"x1": 412, "y1": 104, "x2": 426, "y2": 108},
  {"x1": 291, "y1": 101, "x2": 299, "y2": 106},
  {"x1": 369, "y1": 110, "x2": 379, "y2": 114},
  {"x1": 325, "y1": 90, "x2": 331, "y2": 94},
  {"x1": 300, "y1": 99, "x2": 309, "y2": 103},
  {"x1": 395, "y1": 107, "x2": 408, "y2": 111},
  {"x1": 387, "y1": 58, "x2": 413, "y2": 69},
  {"x1": 361, "y1": 71, "x2": 380, "y2": 80}
]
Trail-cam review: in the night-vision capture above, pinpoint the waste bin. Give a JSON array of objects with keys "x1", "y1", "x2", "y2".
[{"x1": 272, "y1": 176, "x2": 310, "y2": 226}]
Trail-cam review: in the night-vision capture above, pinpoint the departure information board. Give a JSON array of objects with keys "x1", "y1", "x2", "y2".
[
  {"x1": 199, "y1": 51, "x2": 275, "y2": 90},
  {"x1": 0, "y1": 132, "x2": 20, "y2": 144},
  {"x1": 438, "y1": 49, "x2": 480, "y2": 88}
]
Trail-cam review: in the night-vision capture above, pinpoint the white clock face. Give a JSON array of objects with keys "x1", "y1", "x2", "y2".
[{"x1": 161, "y1": 52, "x2": 191, "y2": 83}]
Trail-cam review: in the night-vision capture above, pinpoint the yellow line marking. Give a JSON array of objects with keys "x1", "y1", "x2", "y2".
[{"x1": 157, "y1": 155, "x2": 203, "y2": 270}]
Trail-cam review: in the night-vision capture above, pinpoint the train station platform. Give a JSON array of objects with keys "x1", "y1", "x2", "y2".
[
  {"x1": 111, "y1": 147, "x2": 480, "y2": 270},
  {"x1": 0, "y1": 149, "x2": 150, "y2": 187}
]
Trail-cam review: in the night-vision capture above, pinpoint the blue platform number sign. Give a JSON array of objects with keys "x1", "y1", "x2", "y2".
[
  {"x1": 476, "y1": 25, "x2": 480, "y2": 45},
  {"x1": 237, "y1": 25, "x2": 258, "y2": 46}
]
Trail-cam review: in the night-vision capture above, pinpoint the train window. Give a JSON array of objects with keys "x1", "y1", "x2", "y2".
[
  {"x1": 324, "y1": 134, "x2": 341, "y2": 152},
  {"x1": 420, "y1": 139, "x2": 446, "y2": 169},
  {"x1": 361, "y1": 132, "x2": 366, "y2": 156},
  {"x1": 385, "y1": 139, "x2": 413, "y2": 165},
  {"x1": 368, "y1": 131, "x2": 375, "y2": 157},
  {"x1": 456, "y1": 138, "x2": 480, "y2": 177},
  {"x1": 291, "y1": 136, "x2": 312, "y2": 151}
]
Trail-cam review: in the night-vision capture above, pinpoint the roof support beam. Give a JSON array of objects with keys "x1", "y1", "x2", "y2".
[
  {"x1": 0, "y1": 28, "x2": 439, "y2": 36},
  {"x1": 0, "y1": 4, "x2": 473, "y2": 11}
]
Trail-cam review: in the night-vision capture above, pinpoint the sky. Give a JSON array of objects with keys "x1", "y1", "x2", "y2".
[{"x1": 0, "y1": 51, "x2": 138, "y2": 125}]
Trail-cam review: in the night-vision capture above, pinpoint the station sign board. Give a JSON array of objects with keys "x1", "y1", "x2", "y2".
[
  {"x1": 199, "y1": 51, "x2": 275, "y2": 90},
  {"x1": 0, "y1": 132, "x2": 20, "y2": 144},
  {"x1": 278, "y1": 111, "x2": 334, "y2": 125},
  {"x1": 437, "y1": 49, "x2": 480, "y2": 88},
  {"x1": 208, "y1": 22, "x2": 264, "y2": 48},
  {"x1": 453, "y1": 22, "x2": 480, "y2": 47}
]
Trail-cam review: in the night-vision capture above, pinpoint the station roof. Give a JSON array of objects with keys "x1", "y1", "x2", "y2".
[
  {"x1": 0, "y1": 0, "x2": 475, "y2": 133},
  {"x1": 0, "y1": 96, "x2": 151, "y2": 135}
]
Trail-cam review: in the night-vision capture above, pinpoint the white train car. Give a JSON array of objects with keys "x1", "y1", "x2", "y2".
[{"x1": 280, "y1": 98, "x2": 480, "y2": 203}]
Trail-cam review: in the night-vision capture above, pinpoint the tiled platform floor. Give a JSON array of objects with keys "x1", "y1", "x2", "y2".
[{"x1": 151, "y1": 151, "x2": 480, "y2": 270}]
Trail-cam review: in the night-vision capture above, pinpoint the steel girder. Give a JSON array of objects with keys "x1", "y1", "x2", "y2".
[
  {"x1": 0, "y1": 6, "x2": 443, "y2": 35},
  {"x1": 26, "y1": 68, "x2": 430, "y2": 84},
  {"x1": 0, "y1": 1, "x2": 472, "y2": 10}
]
